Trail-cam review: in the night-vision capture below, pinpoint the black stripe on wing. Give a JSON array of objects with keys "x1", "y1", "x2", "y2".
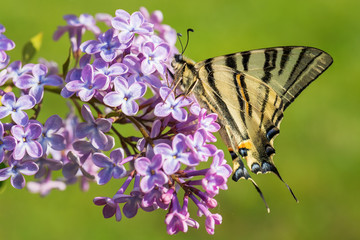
[
  {"x1": 203, "y1": 58, "x2": 248, "y2": 140},
  {"x1": 262, "y1": 48, "x2": 278, "y2": 83}
]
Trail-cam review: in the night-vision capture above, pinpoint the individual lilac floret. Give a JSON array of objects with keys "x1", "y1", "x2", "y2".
[
  {"x1": 2, "y1": 61, "x2": 35, "y2": 85},
  {"x1": 35, "y1": 156, "x2": 63, "y2": 178},
  {"x1": 80, "y1": 28, "x2": 128, "y2": 62},
  {"x1": 153, "y1": 134, "x2": 199, "y2": 175},
  {"x1": 38, "y1": 58, "x2": 59, "y2": 76},
  {"x1": 94, "y1": 197, "x2": 122, "y2": 221},
  {"x1": 72, "y1": 140, "x2": 99, "y2": 163},
  {"x1": 0, "y1": 92, "x2": 36, "y2": 126},
  {"x1": 92, "y1": 148, "x2": 130, "y2": 185},
  {"x1": 103, "y1": 77, "x2": 146, "y2": 116},
  {"x1": 198, "y1": 109, "x2": 221, "y2": 142},
  {"x1": 92, "y1": 58, "x2": 128, "y2": 81},
  {"x1": 142, "y1": 187, "x2": 169, "y2": 209},
  {"x1": 186, "y1": 129, "x2": 217, "y2": 162},
  {"x1": 94, "y1": 174, "x2": 134, "y2": 221},
  {"x1": 16, "y1": 64, "x2": 63, "y2": 103},
  {"x1": 27, "y1": 179, "x2": 66, "y2": 196},
  {"x1": 191, "y1": 194, "x2": 222, "y2": 235},
  {"x1": 134, "y1": 154, "x2": 168, "y2": 193},
  {"x1": 140, "y1": 41, "x2": 170, "y2": 76},
  {"x1": 154, "y1": 87, "x2": 192, "y2": 122},
  {"x1": 0, "y1": 24, "x2": 15, "y2": 69},
  {"x1": 62, "y1": 151, "x2": 81, "y2": 179},
  {"x1": 53, "y1": 14, "x2": 100, "y2": 52},
  {"x1": 62, "y1": 151, "x2": 95, "y2": 180},
  {"x1": 0, "y1": 121, "x2": 15, "y2": 163},
  {"x1": 11, "y1": 123, "x2": 43, "y2": 160},
  {"x1": 38, "y1": 115, "x2": 65, "y2": 153},
  {"x1": 115, "y1": 175, "x2": 156, "y2": 218},
  {"x1": 0, "y1": 157, "x2": 39, "y2": 189},
  {"x1": 202, "y1": 150, "x2": 232, "y2": 196},
  {"x1": 76, "y1": 104, "x2": 113, "y2": 150},
  {"x1": 112, "y1": 10, "x2": 153, "y2": 43},
  {"x1": 95, "y1": 13, "x2": 113, "y2": 27},
  {"x1": 123, "y1": 55, "x2": 161, "y2": 88},
  {"x1": 165, "y1": 193, "x2": 199, "y2": 235},
  {"x1": 65, "y1": 64, "x2": 109, "y2": 102}
]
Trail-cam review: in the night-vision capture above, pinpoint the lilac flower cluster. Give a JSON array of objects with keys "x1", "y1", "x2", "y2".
[{"x1": 0, "y1": 7, "x2": 232, "y2": 235}]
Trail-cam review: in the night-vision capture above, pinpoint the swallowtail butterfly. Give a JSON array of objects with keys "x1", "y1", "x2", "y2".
[{"x1": 171, "y1": 32, "x2": 333, "y2": 211}]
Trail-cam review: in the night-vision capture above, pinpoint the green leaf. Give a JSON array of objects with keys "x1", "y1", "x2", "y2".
[
  {"x1": 62, "y1": 47, "x2": 74, "y2": 78},
  {"x1": 22, "y1": 32, "x2": 43, "y2": 64}
]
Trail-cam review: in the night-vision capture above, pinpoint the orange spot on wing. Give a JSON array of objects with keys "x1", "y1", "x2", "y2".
[{"x1": 238, "y1": 141, "x2": 252, "y2": 150}]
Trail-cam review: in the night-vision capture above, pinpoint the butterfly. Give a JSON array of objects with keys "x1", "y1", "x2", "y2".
[{"x1": 171, "y1": 36, "x2": 333, "y2": 211}]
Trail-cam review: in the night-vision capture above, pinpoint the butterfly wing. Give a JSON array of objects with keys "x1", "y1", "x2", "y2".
[
  {"x1": 195, "y1": 46, "x2": 333, "y2": 110},
  {"x1": 192, "y1": 46, "x2": 332, "y2": 187}
]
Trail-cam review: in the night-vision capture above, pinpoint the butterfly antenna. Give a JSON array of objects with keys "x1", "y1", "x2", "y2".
[
  {"x1": 182, "y1": 28, "x2": 194, "y2": 55},
  {"x1": 177, "y1": 33, "x2": 184, "y2": 54}
]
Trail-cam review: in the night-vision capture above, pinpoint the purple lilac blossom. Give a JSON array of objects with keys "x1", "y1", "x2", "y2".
[
  {"x1": 0, "y1": 157, "x2": 39, "y2": 189},
  {"x1": 27, "y1": 179, "x2": 66, "y2": 196},
  {"x1": 197, "y1": 109, "x2": 221, "y2": 142},
  {"x1": 2, "y1": 61, "x2": 35, "y2": 85},
  {"x1": 16, "y1": 64, "x2": 63, "y2": 103},
  {"x1": 190, "y1": 194, "x2": 222, "y2": 235},
  {"x1": 38, "y1": 58, "x2": 59, "y2": 76},
  {"x1": 38, "y1": 115, "x2": 66, "y2": 153},
  {"x1": 0, "y1": 24, "x2": 15, "y2": 69},
  {"x1": 186, "y1": 129, "x2": 217, "y2": 162},
  {"x1": 11, "y1": 123, "x2": 43, "y2": 160},
  {"x1": 103, "y1": 76, "x2": 146, "y2": 116},
  {"x1": 0, "y1": 92, "x2": 36, "y2": 126},
  {"x1": 65, "y1": 64, "x2": 109, "y2": 102},
  {"x1": 154, "y1": 87, "x2": 192, "y2": 122},
  {"x1": 123, "y1": 55, "x2": 162, "y2": 88},
  {"x1": 153, "y1": 134, "x2": 199, "y2": 175},
  {"x1": 140, "y1": 41, "x2": 170, "y2": 76},
  {"x1": 35, "y1": 156, "x2": 63, "y2": 178},
  {"x1": 0, "y1": 8, "x2": 232, "y2": 235},
  {"x1": 92, "y1": 148, "x2": 130, "y2": 185},
  {"x1": 134, "y1": 154, "x2": 168, "y2": 193},
  {"x1": 115, "y1": 175, "x2": 157, "y2": 218},
  {"x1": 112, "y1": 10, "x2": 153, "y2": 44},
  {"x1": 62, "y1": 151, "x2": 81, "y2": 179},
  {"x1": 72, "y1": 140, "x2": 100, "y2": 163},
  {"x1": 80, "y1": 28, "x2": 128, "y2": 62},
  {"x1": 165, "y1": 193, "x2": 199, "y2": 234},
  {"x1": 95, "y1": 13, "x2": 113, "y2": 27},
  {"x1": 92, "y1": 58, "x2": 128, "y2": 81},
  {"x1": 142, "y1": 187, "x2": 169, "y2": 209},
  {"x1": 76, "y1": 104, "x2": 114, "y2": 150},
  {"x1": 53, "y1": 14, "x2": 100, "y2": 52},
  {"x1": 0, "y1": 121, "x2": 15, "y2": 163}
]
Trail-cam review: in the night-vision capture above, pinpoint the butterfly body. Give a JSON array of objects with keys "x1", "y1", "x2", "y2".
[{"x1": 172, "y1": 46, "x2": 333, "y2": 191}]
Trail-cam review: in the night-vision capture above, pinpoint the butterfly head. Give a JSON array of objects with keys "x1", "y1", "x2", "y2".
[{"x1": 171, "y1": 54, "x2": 197, "y2": 92}]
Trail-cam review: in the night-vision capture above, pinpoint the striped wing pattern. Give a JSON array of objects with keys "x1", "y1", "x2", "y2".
[{"x1": 188, "y1": 46, "x2": 332, "y2": 202}]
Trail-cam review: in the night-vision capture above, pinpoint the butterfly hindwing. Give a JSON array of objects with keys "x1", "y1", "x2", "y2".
[{"x1": 194, "y1": 63, "x2": 284, "y2": 175}]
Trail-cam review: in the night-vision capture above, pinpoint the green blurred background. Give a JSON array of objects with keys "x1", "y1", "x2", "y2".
[{"x1": 1, "y1": 0, "x2": 359, "y2": 239}]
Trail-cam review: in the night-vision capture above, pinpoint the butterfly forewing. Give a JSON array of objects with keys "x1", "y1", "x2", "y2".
[{"x1": 195, "y1": 46, "x2": 333, "y2": 110}]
